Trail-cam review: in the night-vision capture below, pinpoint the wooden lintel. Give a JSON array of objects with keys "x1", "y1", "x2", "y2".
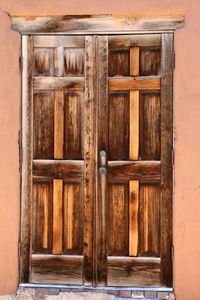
[{"x1": 11, "y1": 15, "x2": 184, "y2": 34}]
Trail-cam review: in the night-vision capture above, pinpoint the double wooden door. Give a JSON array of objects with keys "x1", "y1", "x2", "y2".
[{"x1": 24, "y1": 33, "x2": 173, "y2": 287}]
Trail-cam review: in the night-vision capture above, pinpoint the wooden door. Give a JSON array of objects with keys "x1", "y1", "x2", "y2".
[{"x1": 21, "y1": 33, "x2": 173, "y2": 287}]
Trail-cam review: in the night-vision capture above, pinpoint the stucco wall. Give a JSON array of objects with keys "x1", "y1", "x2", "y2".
[{"x1": 0, "y1": 1, "x2": 199, "y2": 299}]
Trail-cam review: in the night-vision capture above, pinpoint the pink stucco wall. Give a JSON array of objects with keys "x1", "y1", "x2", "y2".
[{"x1": 0, "y1": 1, "x2": 199, "y2": 299}]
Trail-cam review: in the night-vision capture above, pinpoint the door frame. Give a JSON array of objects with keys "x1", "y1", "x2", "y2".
[{"x1": 10, "y1": 14, "x2": 184, "y2": 289}]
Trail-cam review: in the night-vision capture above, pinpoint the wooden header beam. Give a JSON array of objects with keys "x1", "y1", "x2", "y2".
[{"x1": 11, "y1": 15, "x2": 184, "y2": 34}]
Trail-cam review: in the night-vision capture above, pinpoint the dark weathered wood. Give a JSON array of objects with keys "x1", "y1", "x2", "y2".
[
  {"x1": 109, "y1": 49, "x2": 129, "y2": 76},
  {"x1": 108, "y1": 161, "x2": 161, "y2": 182},
  {"x1": 33, "y1": 92, "x2": 54, "y2": 159},
  {"x1": 160, "y1": 33, "x2": 174, "y2": 287},
  {"x1": 54, "y1": 91, "x2": 64, "y2": 159},
  {"x1": 11, "y1": 15, "x2": 184, "y2": 34},
  {"x1": 64, "y1": 92, "x2": 83, "y2": 159},
  {"x1": 31, "y1": 255, "x2": 83, "y2": 284},
  {"x1": 139, "y1": 184, "x2": 161, "y2": 257},
  {"x1": 64, "y1": 48, "x2": 84, "y2": 76},
  {"x1": 83, "y1": 36, "x2": 96, "y2": 285},
  {"x1": 20, "y1": 35, "x2": 33, "y2": 283},
  {"x1": 107, "y1": 257, "x2": 161, "y2": 286},
  {"x1": 63, "y1": 182, "x2": 83, "y2": 254},
  {"x1": 108, "y1": 92, "x2": 129, "y2": 160},
  {"x1": 95, "y1": 36, "x2": 108, "y2": 286},
  {"x1": 32, "y1": 180, "x2": 53, "y2": 253},
  {"x1": 108, "y1": 183, "x2": 129, "y2": 256},
  {"x1": 139, "y1": 91, "x2": 161, "y2": 160},
  {"x1": 34, "y1": 48, "x2": 54, "y2": 76},
  {"x1": 33, "y1": 160, "x2": 83, "y2": 179},
  {"x1": 140, "y1": 47, "x2": 161, "y2": 76},
  {"x1": 33, "y1": 77, "x2": 84, "y2": 91},
  {"x1": 109, "y1": 76, "x2": 160, "y2": 91},
  {"x1": 34, "y1": 35, "x2": 85, "y2": 47},
  {"x1": 109, "y1": 34, "x2": 161, "y2": 48}
]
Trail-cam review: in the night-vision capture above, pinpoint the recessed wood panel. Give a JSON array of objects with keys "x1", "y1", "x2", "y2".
[
  {"x1": 108, "y1": 183, "x2": 129, "y2": 256},
  {"x1": 108, "y1": 92, "x2": 129, "y2": 160},
  {"x1": 139, "y1": 184, "x2": 161, "y2": 257},
  {"x1": 34, "y1": 48, "x2": 54, "y2": 76},
  {"x1": 140, "y1": 91, "x2": 161, "y2": 160},
  {"x1": 31, "y1": 254, "x2": 83, "y2": 284},
  {"x1": 33, "y1": 92, "x2": 54, "y2": 159},
  {"x1": 140, "y1": 47, "x2": 161, "y2": 76},
  {"x1": 64, "y1": 48, "x2": 84, "y2": 76},
  {"x1": 109, "y1": 49, "x2": 129, "y2": 76},
  {"x1": 108, "y1": 257, "x2": 161, "y2": 286},
  {"x1": 32, "y1": 179, "x2": 53, "y2": 253},
  {"x1": 63, "y1": 182, "x2": 83, "y2": 254},
  {"x1": 64, "y1": 92, "x2": 83, "y2": 159}
]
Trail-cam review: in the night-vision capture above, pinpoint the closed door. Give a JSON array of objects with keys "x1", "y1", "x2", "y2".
[{"x1": 26, "y1": 33, "x2": 173, "y2": 287}]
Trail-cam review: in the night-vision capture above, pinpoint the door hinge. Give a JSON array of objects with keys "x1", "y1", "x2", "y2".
[{"x1": 172, "y1": 51, "x2": 175, "y2": 70}]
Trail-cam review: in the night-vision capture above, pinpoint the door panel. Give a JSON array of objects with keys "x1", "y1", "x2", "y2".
[{"x1": 27, "y1": 33, "x2": 173, "y2": 287}]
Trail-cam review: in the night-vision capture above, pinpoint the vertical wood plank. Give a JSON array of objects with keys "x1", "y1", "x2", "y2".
[
  {"x1": 20, "y1": 35, "x2": 33, "y2": 282},
  {"x1": 130, "y1": 91, "x2": 139, "y2": 160},
  {"x1": 129, "y1": 180, "x2": 139, "y2": 256},
  {"x1": 161, "y1": 33, "x2": 174, "y2": 286},
  {"x1": 96, "y1": 35, "x2": 108, "y2": 286},
  {"x1": 53, "y1": 179, "x2": 63, "y2": 254},
  {"x1": 83, "y1": 35, "x2": 96, "y2": 285},
  {"x1": 130, "y1": 47, "x2": 139, "y2": 76},
  {"x1": 54, "y1": 91, "x2": 64, "y2": 159},
  {"x1": 66, "y1": 184, "x2": 74, "y2": 249}
]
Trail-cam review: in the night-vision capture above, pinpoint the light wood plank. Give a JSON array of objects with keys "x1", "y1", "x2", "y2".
[
  {"x1": 130, "y1": 91, "x2": 139, "y2": 160},
  {"x1": 33, "y1": 77, "x2": 84, "y2": 91},
  {"x1": 109, "y1": 76, "x2": 160, "y2": 91},
  {"x1": 129, "y1": 180, "x2": 139, "y2": 256},
  {"x1": 109, "y1": 34, "x2": 161, "y2": 48},
  {"x1": 53, "y1": 179, "x2": 63, "y2": 254},
  {"x1": 130, "y1": 47, "x2": 139, "y2": 76},
  {"x1": 34, "y1": 35, "x2": 84, "y2": 47},
  {"x1": 66, "y1": 185, "x2": 74, "y2": 249},
  {"x1": 11, "y1": 15, "x2": 184, "y2": 34},
  {"x1": 54, "y1": 91, "x2": 64, "y2": 159}
]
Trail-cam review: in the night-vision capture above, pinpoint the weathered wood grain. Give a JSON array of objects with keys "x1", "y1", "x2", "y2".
[
  {"x1": 11, "y1": 15, "x2": 184, "y2": 34},
  {"x1": 109, "y1": 76, "x2": 160, "y2": 91},
  {"x1": 109, "y1": 34, "x2": 161, "y2": 48},
  {"x1": 108, "y1": 161, "x2": 161, "y2": 182},
  {"x1": 107, "y1": 256, "x2": 161, "y2": 286},
  {"x1": 54, "y1": 91, "x2": 64, "y2": 159},
  {"x1": 109, "y1": 49, "x2": 129, "y2": 76},
  {"x1": 31, "y1": 254, "x2": 83, "y2": 284},
  {"x1": 33, "y1": 77, "x2": 84, "y2": 90},
  {"x1": 33, "y1": 159, "x2": 83, "y2": 179},
  {"x1": 129, "y1": 180, "x2": 139, "y2": 256},
  {"x1": 108, "y1": 183, "x2": 129, "y2": 256},
  {"x1": 63, "y1": 183, "x2": 83, "y2": 254},
  {"x1": 64, "y1": 48, "x2": 84, "y2": 76},
  {"x1": 129, "y1": 91, "x2": 139, "y2": 160},
  {"x1": 95, "y1": 36, "x2": 108, "y2": 286},
  {"x1": 34, "y1": 48, "x2": 54, "y2": 76},
  {"x1": 140, "y1": 91, "x2": 161, "y2": 160},
  {"x1": 64, "y1": 92, "x2": 83, "y2": 159},
  {"x1": 32, "y1": 180, "x2": 53, "y2": 253},
  {"x1": 34, "y1": 35, "x2": 85, "y2": 47},
  {"x1": 140, "y1": 47, "x2": 161, "y2": 76},
  {"x1": 33, "y1": 92, "x2": 54, "y2": 159},
  {"x1": 53, "y1": 179, "x2": 63, "y2": 254},
  {"x1": 20, "y1": 35, "x2": 33, "y2": 282},
  {"x1": 108, "y1": 92, "x2": 129, "y2": 160},
  {"x1": 130, "y1": 47, "x2": 139, "y2": 76},
  {"x1": 139, "y1": 184, "x2": 161, "y2": 257},
  {"x1": 83, "y1": 36, "x2": 96, "y2": 285},
  {"x1": 160, "y1": 33, "x2": 173, "y2": 287}
]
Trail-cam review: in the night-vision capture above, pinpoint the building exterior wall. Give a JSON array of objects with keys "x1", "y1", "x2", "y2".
[{"x1": 0, "y1": 1, "x2": 199, "y2": 299}]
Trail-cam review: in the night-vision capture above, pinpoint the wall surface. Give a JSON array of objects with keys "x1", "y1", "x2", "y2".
[{"x1": 0, "y1": 1, "x2": 199, "y2": 299}]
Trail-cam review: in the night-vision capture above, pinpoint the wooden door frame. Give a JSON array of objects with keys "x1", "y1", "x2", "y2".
[{"x1": 10, "y1": 14, "x2": 184, "y2": 289}]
